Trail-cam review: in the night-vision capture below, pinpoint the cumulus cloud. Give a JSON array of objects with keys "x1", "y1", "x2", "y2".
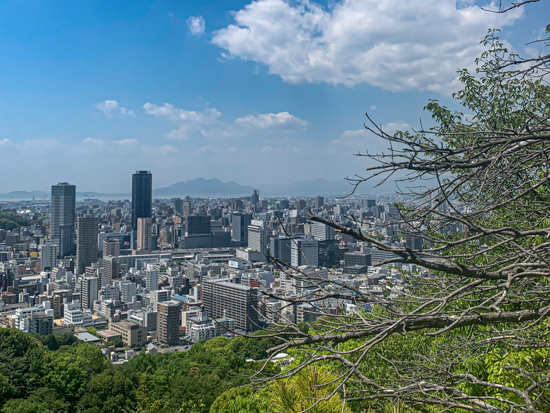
[
  {"x1": 235, "y1": 112, "x2": 308, "y2": 129},
  {"x1": 212, "y1": 0, "x2": 523, "y2": 93},
  {"x1": 187, "y1": 15, "x2": 206, "y2": 36},
  {"x1": 0, "y1": 138, "x2": 12, "y2": 145},
  {"x1": 144, "y1": 103, "x2": 223, "y2": 140},
  {"x1": 143, "y1": 103, "x2": 221, "y2": 124},
  {"x1": 96, "y1": 100, "x2": 135, "y2": 118},
  {"x1": 143, "y1": 102, "x2": 308, "y2": 140}
]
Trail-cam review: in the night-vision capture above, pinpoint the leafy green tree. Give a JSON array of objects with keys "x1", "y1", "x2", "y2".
[
  {"x1": 77, "y1": 368, "x2": 136, "y2": 413},
  {"x1": 261, "y1": 28, "x2": 550, "y2": 411},
  {"x1": 210, "y1": 387, "x2": 270, "y2": 413}
]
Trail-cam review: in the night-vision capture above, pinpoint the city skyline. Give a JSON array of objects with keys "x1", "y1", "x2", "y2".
[{"x1": 0, "y1": 0, "x2": 547, "y2": 192}]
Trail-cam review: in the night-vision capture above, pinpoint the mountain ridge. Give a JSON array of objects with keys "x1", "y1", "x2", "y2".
[{"x1": 0, "y1": 177, "x2": 396, "y2": 200}]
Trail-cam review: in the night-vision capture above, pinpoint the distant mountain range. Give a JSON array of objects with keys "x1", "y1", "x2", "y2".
[
  {"x1": 153, "y1": 178, "x2": 254, "y2": 197},
  {"x1": 0, "y1": 190, "x2": 49, "y2": 200},
  {"x1": 0, "y1": 177, "x2": 399, "y2": 200}
]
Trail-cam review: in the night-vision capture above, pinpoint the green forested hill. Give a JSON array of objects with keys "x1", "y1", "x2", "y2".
[{"x1": 0, "y1": 328, "x2": 280, "y2": 413}]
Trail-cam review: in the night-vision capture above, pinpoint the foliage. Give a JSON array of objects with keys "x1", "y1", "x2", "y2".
[
  {"x1": 271, "y1": 366, "x2": 352, "y2": 413},
  {"x1": 0, "y1": 329, "x2": 283, "y2": 413},
  {"x1": 0, "y1": 213, "x2": 30, "y2": 230}
]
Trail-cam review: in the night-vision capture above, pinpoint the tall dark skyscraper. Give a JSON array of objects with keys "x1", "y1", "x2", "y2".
[
  {"x1": 131, "y1": 171, "x2": 152, "y2": 230},
  {"x1": 231, "y1": 213, "x2": 252, "y2": 245},
  {"x1": 50, "y1": 183, "x2": 76, "y2": 257},
  {"x1": 174, "y1": 198, "x2": 183, "y2": 214},
  {"x1": 251, "y1": 189, "x2": 259, "y2": 206},
  {"x1": 76, "y1": 215, "x2": 99, "y2": 274}
]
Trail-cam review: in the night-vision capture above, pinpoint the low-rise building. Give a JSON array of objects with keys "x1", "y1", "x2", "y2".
[
  {"x1": 24, "y1": 313, "x2": 54, "y2": 336},
  {"x1": 109, "y1": 319, "x2": 148, "y2": 347}
]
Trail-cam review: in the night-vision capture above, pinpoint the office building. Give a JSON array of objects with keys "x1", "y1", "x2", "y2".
[
  {"x1": 319, "y1": 239, "x2": 340, "y2": 267},
  {"x1": 103, "y1": 240, "x2": 120, "y2": 257},
  {"x1": 25, "y1": 313, "x2": 54, "y2": 336},
  {"x1": 344, "y1": 252, "x2": 372, "y2": 267},
  {"x1": 185, "y1": 215, "x2": 211, "y2": 236},
  {"x1": 80, "y1": 276, "x2": 99, "y2": 311},
  {"x1": 157, "y1": 301, "x2": 180, "y2": 345},
  {"x1": 181, "y1": 215, "x2": 213, "y2": 248},
  {"x1": 314, "y1": 196, "x2": 325, "y2": 208},
  {"x1": 109, "y1": 320, "x2": 147, "y2": 347},
  {"x1": 132, "y1": 171, "x2": 152, "y2": 230},
  {"x1": 145, "y1": 269, "x2": 159, "y2": 291},
  {"x1": 76, "y1": 215, "x2": 98, "y2": 274},
  {"x1": 103, "y1": 256, "x2": 119, "y2": 285},
  {"x1": 137, "y1": 218, "x2": 153, "y2": 252},
  {"x1": 406, "y1": 234, "x2": 424, "y2": 251},
  {"x1": 40, "y1": 243, "x2": 58, "y2": 271},
  {"x1": 270, "y1": 237, "x2": 292, "y2": 265},
  {"x1": 186, "y1": 309, "x2": 235, "y2": 343},
  {"x1": 310, "y1": 221, "x2": 335, "y2": 241},
  {"x1": 50, "y1": 183, "x2": 76, "y2": 257},
  {"x1": 251, "y1": 189, "x2": 259, "y2": 206},
  {"x1": 14, "y1": 302, "x2": 52, "y2": 330},
  {"x1": 64, "y1": 300, "x2": 90, "y2": 326},
  {"x1": 296, "y1": 200, "x2": 306, "y2": 210},
  {"x1": 128, "y1": 309, "x2": 157, "y2": 331},
  {"x1": 184, "y1": 201, "x2": 192, "y2": 217},
  {"x1": 120, "y1": 280, "x2": 137, "y2": 303},
  {"x1": 291, "y1": 239, "x2": 319, "y2": 268},
  {"x1": 231, "y1": 199, "x2": 243, "y2": 210},
  {"x1": 203, "y1": 279, "x2": 259, "y2": 331},
  {"x1": 151, "y1": 289, "x2": 170, "y2": 308},
  {"x1": 248, "y1": 221, "x2": 268, "y2": 259},
  {"x1": 232, "y1": 213, "x2": 252, "y2": 245},
  {"x1": 174, "y1": 198, "x2": 183, "y2": 214}
]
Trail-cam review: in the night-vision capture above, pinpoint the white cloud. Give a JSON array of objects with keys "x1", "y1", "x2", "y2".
[
  {"x1": 114, "y1": 138, "x2": 138, "y2": 146},
  {"x1": 370, "y1": 105, "x2": 377, "y2": 111},
  {"x1": 235, "y1": 111, "x2": 308, "y2": 129},
  {"x1": 96, "y1": 100, "x2": 135, "y2": 118},
  {"x1": 0, "y1": 138, "x2": 12, "y2": 145},
  {"x1": 144, "y1": 102, "x2": 308, "y2": 140},
  {"x1": 143, "y1": 103, "x2": 221, "y2": 124},
  {"x1": 82, "y1": 137, "x2": 105, "y2": 145},
  {"x1": 144, "y1": 103, "x2": 223, "y2": 140},
  {"x1": 187, "y1": 15, "x2": 206, "y2": 37},
  {"x1": 212, "y1": 0, "x2": 523, "y2": 93}
]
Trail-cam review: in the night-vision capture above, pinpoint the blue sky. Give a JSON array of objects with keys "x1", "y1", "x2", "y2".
[{"x1": 0, "y1": 0, "x2": 547, "y2": 192}]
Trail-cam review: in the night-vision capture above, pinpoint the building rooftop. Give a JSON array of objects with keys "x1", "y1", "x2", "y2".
[
  {"x1": 97, "y1": 329, "x2": 122, "y2": 340},
  {"x1": 74, "y1": 332, "x2": 100, "y2": 343},
  {"x1": 204, "y1": 278, "x2": 253, "y2": 291}
]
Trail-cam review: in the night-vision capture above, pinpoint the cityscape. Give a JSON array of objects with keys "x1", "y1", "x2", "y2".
[
  {"x1": 1, "y1": 0, "x2": 548, "y2": 411},
  {"x1": 0, "y1": 170, "x2": 416, "y2": 355}
]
